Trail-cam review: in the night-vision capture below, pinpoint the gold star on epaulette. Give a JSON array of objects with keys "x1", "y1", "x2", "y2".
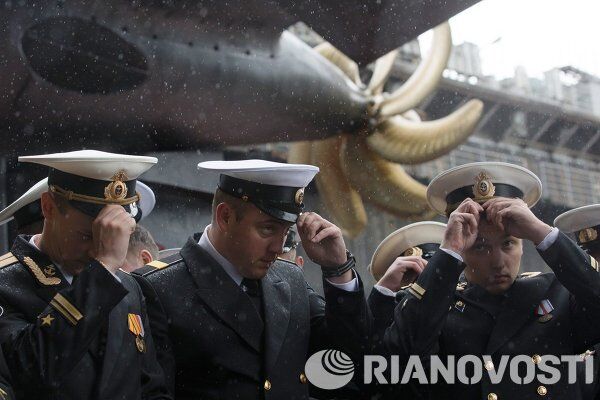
[{"x1": 41, "y1": 314, "x2": 55, "y2": 327}]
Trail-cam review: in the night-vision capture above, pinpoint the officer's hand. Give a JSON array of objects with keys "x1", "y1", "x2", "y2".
[
  {"x1": 483, "y1": 197, "x2": 552, "y2": 245},
  {"x1": 89, "y1": 205, "x2": 136, "y2": 273},
  {"x1": 297, "y1": 212, "x2": 346, "y2": 268},
  {"x1": 377, "y1": 256, "x2": 426, "y2": 292},
  {"x1": 441, "y1": 198, "x2": 482, "y2": 258}
]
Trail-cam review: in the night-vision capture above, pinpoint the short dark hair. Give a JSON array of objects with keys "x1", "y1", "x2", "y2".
[
  {"x1": 211, "y1": 188, "x2": 250, "y2": 222},
  {"x1": 128, "y1": 225, "x2": 159, "y2": 260}
]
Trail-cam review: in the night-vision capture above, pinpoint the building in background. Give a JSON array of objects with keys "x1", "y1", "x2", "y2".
[{"x1": 448, "y1": 41, "x2": 482, "y2": 77}]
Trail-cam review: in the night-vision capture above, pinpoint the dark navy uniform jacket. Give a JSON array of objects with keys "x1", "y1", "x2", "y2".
[
  {"x1": 0, "y1": 235, "x2": 171, "y2": 400},
  {"x1": 133, "y1": 234, "x2": 371, "y2": 400},
  {"x1": 0, "y1": 350, "x2": 13, "y2": 400}
]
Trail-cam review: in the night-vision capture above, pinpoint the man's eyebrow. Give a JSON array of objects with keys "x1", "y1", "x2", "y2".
[{"x1": 256, "y1": 218, "x2": 287, "y2": 227}]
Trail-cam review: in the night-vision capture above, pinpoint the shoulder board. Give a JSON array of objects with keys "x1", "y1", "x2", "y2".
[
  {"x1": 590, "y1": 256, "x2": 599, "y2": 272},
  {"x1": 132, "y1": 253, "x2": 183, "y2": 277},
  {"x1": 275, "y1": 257, "x2": 298, "y2": 267},
  {"x1": 520, "y1": 271, "x2": 542, "y2": 279},
  {"x1": 0, "y1": 252, "x2": 19, "y2": 269}
]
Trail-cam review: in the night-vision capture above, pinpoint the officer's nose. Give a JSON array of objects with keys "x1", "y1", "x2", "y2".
[{"x1": 488, "y1": 247, "x2": 504, "y2": 269}]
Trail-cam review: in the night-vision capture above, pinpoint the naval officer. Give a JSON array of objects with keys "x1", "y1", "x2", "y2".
[
  {"x1": 382, "y1": 162, "x2": 600, "y2": 400},
  {"x1": 366, "y1": 221, "x2": 446, "y2": 400},
  {"x1": 133, "y1": 159, "x2": 371, "y2": 400},
  {"x1": 0, "y1": 150, "x2": 171, "y2": 400},
  {"x1": 555, "y1": 204, "x2": 600, "y2": 400}
]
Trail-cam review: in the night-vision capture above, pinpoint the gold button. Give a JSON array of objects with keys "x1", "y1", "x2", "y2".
[
  {"x1": 488, "y1": 393, "x2": 498, "y2": 400},
  {"x1": 537, "y1": 385, "x2": 547, "y2": 396},
  {"x1": 300, "y1": 373, "x2": 308, "y2": 384},
  {"x1": 264, "y1": 380, "x2": 271, "y2": 391},
  {"x1": 484, "y1": 360, "x2": 494, "y2": 371},
  {"x1": 532, "y1": 354, "x2": 541, "y2": 364}
]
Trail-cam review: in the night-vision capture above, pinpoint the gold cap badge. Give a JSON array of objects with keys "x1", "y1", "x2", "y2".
[
  {"x1": 578, "y1": 228, "x2": 598, "y2": 244},
  {"x1": 295, "y1": 188, "x2": 305, "y2": 206},
  {"x1": 104, "y1": 170, "x2": 129, "y2": 201},
  {"x1": 472, "y1": 172, "x2": 496, "y2": 201},
  {"x1": 403, "y1": 247, "x2": 423, "y2": 257}
]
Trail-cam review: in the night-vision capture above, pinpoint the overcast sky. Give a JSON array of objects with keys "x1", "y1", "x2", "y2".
[{"x1": 437, "y1": 0, "x2": 600, "y2": 79}]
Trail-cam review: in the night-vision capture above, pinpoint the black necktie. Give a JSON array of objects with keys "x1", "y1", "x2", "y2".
[
  {"x1": 241, "y1": 278, "x2": 264, "y2": 323},
  {"x1": 241, "y1": 278, "x2": 261, "y2": 297}
]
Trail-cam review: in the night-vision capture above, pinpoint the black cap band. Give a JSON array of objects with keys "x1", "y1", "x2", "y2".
[
  {"x1": 48, "y1": 168, "x2": 139, "y2": 219},
  {"x1": 218, "y1": 175, "x2": 304, "y2": 223},
  {"x1": 402, "y1": 243, "x2": 440, "y2": 260},
  {"x1": 445, "y1": 183, "x2": 523, "y2": 215}
]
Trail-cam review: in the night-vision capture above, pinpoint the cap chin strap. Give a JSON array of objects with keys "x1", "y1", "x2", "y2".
[{"x1": 50, "y1": 185, "x2": 139, "y2": 206}]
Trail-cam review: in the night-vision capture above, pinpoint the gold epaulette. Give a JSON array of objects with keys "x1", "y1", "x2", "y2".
[
  {"x1": 520, "y1": 271, "x2": 542, "y2": 279},
  {"x1": 407, "y1": 282, "x2": 426, "y2": 300},
  {"x1": 132, "y1": 253, "x2": 182, "y2": 277},
  {"x1": 590, "y1": 256, "x2": 599, "y2": 272},
  {"x1": 0, "y1": 252, "x2": 18, "y2": 269},
  {"x1": 275, "y1": 257, "x2": 298, "y2": 267},
  {"x1": 49, "y1": 293, "x2": 83, "y2": 326}
]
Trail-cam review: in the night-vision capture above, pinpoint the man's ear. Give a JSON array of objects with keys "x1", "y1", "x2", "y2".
[
  {"x1": 215, "y1": 202, "x2": 234, "y2": 231},
  {"x1": 140, "y1": 249, "x2": 153, "y2": 265},
  {"x1": 40, "y1": 192, "x2": 56, "y2": 220}
]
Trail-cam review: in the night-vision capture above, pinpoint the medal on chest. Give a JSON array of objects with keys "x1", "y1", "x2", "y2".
[
  {"x1": 535, "y1": 299, "x2": 554, "y2": 323},
  {"x1": 128, "y1": 313, "x2": 146, "y2": 353}
]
